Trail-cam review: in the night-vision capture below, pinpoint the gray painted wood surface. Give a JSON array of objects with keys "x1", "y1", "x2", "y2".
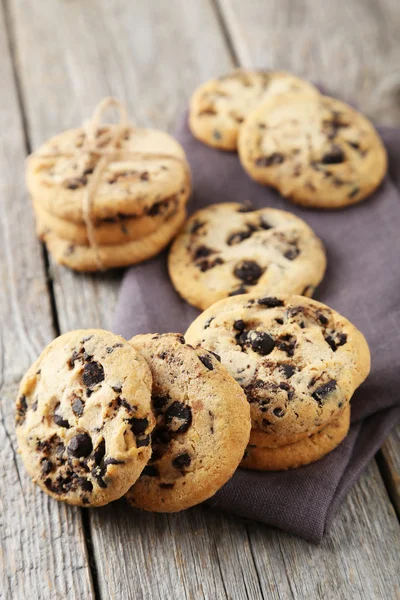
[{"x1": 1, "y1": 0, "x2": 399, "y2": 598}]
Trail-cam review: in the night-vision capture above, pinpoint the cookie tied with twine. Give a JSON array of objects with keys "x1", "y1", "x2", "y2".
[{"x1": 26, "y1": 98, "x2": 192, "y2": 271}]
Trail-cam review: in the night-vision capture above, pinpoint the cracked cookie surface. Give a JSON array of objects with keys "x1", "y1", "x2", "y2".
[
  {"x1": 238, "y1": 93, "x2": 387, "y2": 208},
  {"x1": 16, "y1": 330, "x2": 154, "y2": 506},
  {"x1": 185, "y1": 294, "x2": 370, "y2": 439},
  {"x1": 189, "y1": 70, "x2": 318, "y2": 150},
  {"x1": 27, "y1": 125, "x2": 191, "y2": 222},
  {"x1": 168, "y1": 202, "x2": 326, "y2": 310},
  {"x1": 126, "y1": 333, "x2": 250, "y2": 512}
]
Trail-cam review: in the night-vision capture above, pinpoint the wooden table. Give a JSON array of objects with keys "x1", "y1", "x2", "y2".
[{"x1": 1, "y1": 1, "x2": 400, "y2": 598}]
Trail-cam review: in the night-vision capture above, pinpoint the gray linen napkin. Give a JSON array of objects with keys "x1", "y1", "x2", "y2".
[{"x1": 113, "y1": 115, "x2": 400, "y2": 542}]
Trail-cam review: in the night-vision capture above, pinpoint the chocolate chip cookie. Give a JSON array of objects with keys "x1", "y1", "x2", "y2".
[
  {"x1": 40, "y1": 208, "x2": 186, "y2": 272},
  {"x1": 189, "y1": 70, "x2": 319, "y2": 150},
  {"x1": 126, "y1": 333, "x2": 250, "y2": 512},
  {"x1": 168, "y1": 203, "x2": 326, "y2": 310},
  {"x1": 16, "y1": 330, "x2": 155, "y2": 506},
  {"x1": 27, "y1": 125, "x2": 191, "y2": 223},
  {"x1": 242, "y1": 404, "x2": 350, "y2": 470},
  {"x1": 238, "y1": 93, "x2": 387, "y2": 208},
  {"x1": 185, "y1": 294, "x2": 370, "y2": 440}
]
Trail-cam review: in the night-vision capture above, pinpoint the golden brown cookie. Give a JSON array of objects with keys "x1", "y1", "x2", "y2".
[
  {"x1": 15, "y1": 330, "x2": 155, "y2": 507},
  {"x1": 168, "y1": 202, "x2": 326, "y2": 310},
  {"x1": 126, "y1": 333, "x2": 250, "y2": 512},
  {"x1": 189, "y1": 70, "x2": 319, "y2": 150},
  {"x1": 238, "y1": 93, "x2": 387, "y2": 208},
  {"x1": 241, "y1": 404, "x2": 350, "y2": 470},
  {"x1": 185, "y1": 294, "x2": 370, "y2": 440},
  {"x1": 39, "y1": 207, "x2": 186, "y2": 272}
]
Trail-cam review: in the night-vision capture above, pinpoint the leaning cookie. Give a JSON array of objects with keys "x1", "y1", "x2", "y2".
[
  {"x1": 238, "y1": 93, "x2": 387, "y2": 208},
  {"x1": 126, "y1": 333, "x2": 250, "y2": 512},
  {"x1": 168, "y1": 202, "x2": 326, "y2": 310},
  {"x1": 185, "y1": 294, "x2": 370, "y2": 441},
  {"x1": 32, "y1": 189, "x2": 185, "y2": 246},
  {"x1": 40, "y1": 208, "x2": 186, "y2": 272},
  {"x1": 189, "y1": 70, "x2": 319, "y2": 150},
  {"x1": 15, "y1": 330, "x2": 155, "y2": 507},
  {"x1": 241, "y1": 404, "x2": 350, "y2": 471}
]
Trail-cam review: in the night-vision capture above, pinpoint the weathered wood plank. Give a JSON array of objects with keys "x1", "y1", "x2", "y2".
[
  {"x1": 217, "y1": 0, "x2": 400, "y2": 124},
  {"x1": 381, "y1": 426, "x2": 400, "y2": 515},
  {"x1": 7, "y1": 0, "x2": 400, "y2": 599},
  {"x1": 0, "y1": 3, "x2": 95, "y2": 599}
]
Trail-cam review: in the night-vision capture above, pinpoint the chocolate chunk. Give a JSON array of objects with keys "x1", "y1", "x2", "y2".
[
  {"x1": 83, "y1": 361, "x2": 105, "y2": 388},
  {"x1": 112, "y1": 384, "x2": 122, "y2": 393},
  {"x1": 91, "y1": 466, "x2": 107, "y2": 488},
  {"x1": 106, "y1": 347, "x2": 114, "y2": 354},
  {"x1": 234, "y1": 260, "x2": 263, "y2": 284},
  {"x1": 275, "y1": 318, "x2": 284, "y2": 325},
  {"x1": 197, "y1": 256, "x2": 224, "y2": 272},
  {"x1": 255, "y1": 153, "x2": 284, "y2": 167},
  {"x1": 136, "y1": 435, "x2": 151, "y2": 447},
  {"x1": 284, "y1": 246, "x2": 300, "y2": 260},
  {"x1": 142, "y1": 465, "x2": 159, "y2": 477},
  {"x1": 152, "y1": 396, "x2": 169, "y2": 412},
  {"x1": 233, "y1": 319, "x2": 245, "y2": 332},
  {"x1": 54, "y1": 412, "x2": 70, "y2": 429},
  {"x1": 41, "y1": 458, "x2": 53, "y2": 475},
  {"x1": 227, "y1": 230, "x2": 252, "y2": 245},
  {"x1": 209, "y1": 351, "x2": 221, "y2": 362},
  {"x1": 317, "y1": 311, "x2": 329, "y2": 326},
  {"x1": 68, "y1": 433, "x2": 93, "y2": 458},
  {"x1": 276, "y1": 334, "x2": 296, "y2": 357},
  {"x1": 321, "y1": 145, "x2": 345, "y2": 164},
  {"x1": 281, "y1": 364, "x2": 296, "y2": 379},
  {"x1": 199, "y1": 355, "x2": 214, "y2": 370},
  {"x1": 249, "y1": 331, "x2": 275, "y2": 356},
  {"x1": 258, "y1": 297, "x2": 284, "y2": 308},
  {"x1": 16, "y1": 395, "x2": 28, "y2": 425},
  {"x1": 93, "y1": 439, "x2": 106, "y2": 465},
  {"x1": 80, "y1": 479, "x2": 93, "y2": 492},
  {"x1": 312, "y1": 379, "x2": 337, "y2": 404},
  {"x1": 71, "y1": 397, "x2": 85, "y2": 417},
  {"x1": 273, "y1": 407, "x2": 285, "y2": 417},
  {"x1": 229, "y1": 286, "x2": 248, "y2": 297},
  {"x1": 260, "y1": 218, "x2": 272, "y2": 230},
  {"x1": 165, "y1": 402, "x2": 192, "y2": 433},
  {"x1": 119, "y1": 397, "x2": 136, "y2": 412},
  {"x1": 325, "y1": 333, "x2": 347, "y2": 352},
  {"x1": 129, "y1": 418, "x2": 149, "y2": 435},
  {"x1": 172, "y1": 453, "x2": 191, "y2": 469},
  {"x1": 152, "y1": 426, "x2": 172, "y2": 446}
]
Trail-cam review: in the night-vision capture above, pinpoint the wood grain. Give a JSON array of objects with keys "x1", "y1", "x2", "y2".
[
  {"x1": 217, "y1": 0, "x2": 400, "y2": 124},
  {"x1": 5, "y1": 0, "x2": 400, "y2": 598},
  {"x1": 0, "y1": 3, "x2": 95, "y2": 599},
  {"x1": 381, "y1": 429, "x2": 400, "y2": 515}
]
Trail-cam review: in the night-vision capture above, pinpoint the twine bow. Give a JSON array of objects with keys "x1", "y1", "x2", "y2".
[{"x1": 32, "y1": 97, "x2": 190, "y2": 271}]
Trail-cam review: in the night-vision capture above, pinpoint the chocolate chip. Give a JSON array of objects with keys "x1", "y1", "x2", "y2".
[
  {"x1": 249, "y1": 331, "x2": 275, "y2": 356},
  {"x1": 54, "y1": 412, "x2": 70, "y2": 429},
  {"x1": 233, "y1": 319, "x2": 245, "y2": 332},
  {"x1": 317, "y1": 312, "x2": 329, "y2": 326},
  {"x1": 275, "y1": 318, "x2": 284, "y2": 325},
  {"x1": 152, "y1": 426, "x2": 172, "y2": 446},
  {"x1": 41, "y1": 458, "x2": 53, "y2": 475},
  {"x1": 260, "y1": 218, "x2": 272, "y2": 230},
  {"x1": 198, "y1": 355, "x2": 214, "y2": 370},
  {"x1": 284, "y1": 247, "x2": 300, "y2": 260},
  {"x1": 312, "y1": 379, "x2": 337, "y2": 405},
  {"x1": 93, "y1": 439, "x2": 106, "y2": 465},
  {"x1": 208, "y1": 351, "x2": 221, "y2": 362},
  {"x1": 82, "y1": 361, "x2": 105, "y2": 388},
  {"x1": 258, "y1": 297, "x2": 284, "y2": 308},
  {"x1": 321, "y1": 145, "x2": 345, "y2": 164},
  {"x1": 80, "y1": 479, "x2": 93, "y2": 492},
  {"x1": 204, "y1": 317, "x2": 214, "y2": 329},
  {"x1": 227, "y1": 229, "x2": 252, "y2": 246},
  {"x1": 68, "y1": 434, "x2": 93, "y2": 458},
  {"x1": 255, "y1": 153, "x2": 284, "y2": 167},
  {"x1": 276, "y1": 335, "x2": 296, "y2": 357},
  {"x1": 197, "y1": 256, "x2": 224, "y2": 272},
  {"x1": 112, "y1": 384, "x2": 122, "y2": 393},
  {"x1": 142, "y1": 465, "x2": 159, "y2": 477},
  {"x1": 172, "y1": 453, "x2": 191, "y2": 469},
  {"x1": 119, "y1": 397, "x2": 136, "y2": 413},
  {"x1": 234, "y1": 260, "x2": 262, "y2": 284},
  {"x1": 229, "y1": 286, "x2": 248, "y2": 297},
  {"x1": 71, "y1": 397, "x2": 85, "y2": 417},
  {"x1": 325, "y1": 333, "x2": 347, "y2": 352},
  {"x1": 91, "y1": 466, "x2": 107, "y2": 488},
  {"x1": 273, "y1": 407, "x2": 285, "y2": 417},
  {"x1": 65, "y1": 176, "x2": 87, "y2": 190},
  {"x1": 129, "y1": 418, "x2": 149, "y2": 435},
  {"x1": 165, "y1": 402, "x2": 192, "y2": 433},
  {"x1": 152, "y1": 396, "x2": 169, "y2": 412},
  {"x1": 190, "y1": 220, "x2": 205, "y2": 234}
]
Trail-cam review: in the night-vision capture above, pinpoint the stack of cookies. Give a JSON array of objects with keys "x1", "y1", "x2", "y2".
[
  {"x1": 26, "y1": 99, "x2": 192, "y2": 271},
  {"x1": 189, "y1": 70, "x2": 387, "y2": 209},
  {"x1": 15, "y1": 330, "x2": 250, "y2": 509},
  {"x1": 185, "y1": 293, "x2": 371, "y2": 470}
]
